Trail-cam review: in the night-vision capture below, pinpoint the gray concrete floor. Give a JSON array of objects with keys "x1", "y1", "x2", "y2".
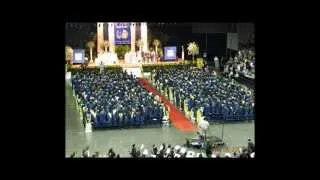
[{"x1": 65, "y1": 82, "x2": 255, "y2": 157}]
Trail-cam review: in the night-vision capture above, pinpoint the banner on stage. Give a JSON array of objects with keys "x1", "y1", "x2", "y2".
[
  {"x1": 114, "y1": 23, "x2": 131, "y2": 45},
  {"x1": 73, "y1": 49, "x2": 85, "y2": 64},
  {"x1": 164, "y1": 46, "x2": 177, "y2": 60}
]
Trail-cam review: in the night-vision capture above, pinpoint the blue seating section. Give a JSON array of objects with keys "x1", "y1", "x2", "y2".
[
  {"x1": 71, "y1": 69, "x2": 164, "y2": 129},
  {"x1": 153, "y1": 68, "x2": 255, "y2": 122}
]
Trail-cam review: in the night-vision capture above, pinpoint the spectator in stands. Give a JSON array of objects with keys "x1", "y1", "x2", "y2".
[
  {"x1": 152, "y1": 144, "x2": 158, "y2": 155},
  {"x1": 214, "y1": 56, "x2": 219, "y2": 70},
  {"x1": 247, "y1": 138, "x2": 255, "y2": 153},
  {"x1": 70, "y1": 152, "x2": 76, "y2": 158},
  {"x1": 205, "y1": 143, "x2": 212, "y2": 157},
  {"x1": 167, "y1": 148, "x2": 175, "y2": 158},
  {"x1": 158, "y1": 147, "x2": 165, "y2": 158},
  {"x1": 162, "y1": 143, "x2": 166, "y2": 151},
  {"x1": 92, "y1": 152, "x2": 99, "y2": 158},
  {"x1": 185, "y1": 139, "x2": 191, "y2": 148},
  {"x1": 233, "y1": 152, "x2": 238, "y2": 158},
  {"x1": 95, "y1": 152, "x2": 100, "y2": 157},
  {"x1": 130, "y1": 144, "x2": 137, "y2": 158},
  {"x1": 108, "y1": 148, "x2": 116, "y2": 158},
  {"x1": 82, "y1": 146, "x2": 90, "y2": 158},
  {"x1": 181, "y1": 152, "x2": 187, "y2": 158}
]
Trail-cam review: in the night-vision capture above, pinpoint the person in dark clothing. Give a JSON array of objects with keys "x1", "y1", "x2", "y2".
[
  {"x1": 116, "y1": 154, "x2": 120, "y2": 158},
  {"x1": 168, "y1": 149, "x2": 175, "y2": 158},
  {"x1": 247, "y1": 138, "x2": 255, "y2": 153},
  {"x1": 108, "y1": 148, "x2": 116, "y2": 158},
  {"x1": 181, "y1": 152, "x2": 187, "y2": 158},
  {"x1": 136, "y1": 150, "x2": 141, "y2": 157},
  {"x1": 70, "y1": 152, "x2": 76, "y2": 158},
  {"x1": 185, "y1": 139, "x2": 191, "y2": 148},
  {"x1": 233, "y1": 152, "x2": 238, "y2": 158},
  {"x1": 205, "y1": 142, "x2": 212, "y2": 157},
  {"x1": 162, "y1": 143, "x2": 166, "y2": 151},
  {"x1": 158, "y1": 149, "x2": 165, "y2": 158},
  {"x1": 130, "y1": 144, "x2": 137, "y2": 158},
  {"x1": 93, "y1": 152, "x2": 99, "y2": 158},
  {"x1": 82, "y1": 146, "x2": 89, "y2": 158},
  {"x1": 239, "y1": 149, "x2": 249, "y2": 158},
  {"x1": 152, "y1": 144, "x2": 158, "y2": 155}
]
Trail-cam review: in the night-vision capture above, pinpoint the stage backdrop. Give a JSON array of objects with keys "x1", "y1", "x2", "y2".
[
  {"x1": 114, "y1": 23, "x2": 131, "y2": 45},
  {"x1": 164, "y1": 46, "x2": 177, "y2": 60},
  {"x1": 73, "y1": 49, "x2": 85, "y2": 64}
]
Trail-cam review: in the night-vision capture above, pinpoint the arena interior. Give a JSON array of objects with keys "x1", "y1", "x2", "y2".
[{"x1": 65, "y1": 22, "x2": 255, "y2": 158}]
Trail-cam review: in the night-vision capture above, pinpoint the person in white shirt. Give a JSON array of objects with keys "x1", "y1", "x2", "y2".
[
  {"x1": 212, "y1": 71, "x2": 217, "y2": 76},
  {"x1": 234, "y1": 56, "x2": 238, "y2": 63},
  {"x1": 214, "y1": 56, "x2": 219, "y2": 70},
  {"x1": 100, "y1": 61, "x2": 104, "y2": 74}
]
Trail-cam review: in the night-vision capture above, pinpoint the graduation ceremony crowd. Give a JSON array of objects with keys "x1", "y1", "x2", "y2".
[
  {"x1": 223, "y1": 48, "x2": 255, "y2": 81},
  {"x1": 151, "y1": 66, "x2": 255, "y2": 124},
  {"x1": 72, "y1": 69, "x2": 167, "y2": 128},
  {"x1": 69, "y1": 49, "x2": 255, "y2": 158},
  {"x1": 70, "y1": 138, "x2": 255, "y2": 158}
]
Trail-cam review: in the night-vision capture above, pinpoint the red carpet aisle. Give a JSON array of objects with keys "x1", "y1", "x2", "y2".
[{"x1": 137, "y1": 78, "x2": 197, "y2": 132}]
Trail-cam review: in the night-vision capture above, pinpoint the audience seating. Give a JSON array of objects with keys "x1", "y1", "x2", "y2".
[
  {"x1": 71, "y1": 69, "x2": 165, "y2": 129},
  {"x1": 152, "y1": 67, "x2": 254, "y2": 122}
]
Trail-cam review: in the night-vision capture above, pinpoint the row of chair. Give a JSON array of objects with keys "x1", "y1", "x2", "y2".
[{"x1": 80, "y1": 109, "x2": 164, "y2": 128}]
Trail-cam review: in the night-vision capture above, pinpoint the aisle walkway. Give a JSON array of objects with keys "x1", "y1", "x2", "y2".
[{"x1": 137, "y1": 78, "x2": 197, "y2": 132}]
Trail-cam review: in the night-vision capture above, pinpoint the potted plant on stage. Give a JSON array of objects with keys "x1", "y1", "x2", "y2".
[
  {"x1": 187, "y1": 42, "x2": 199, "y2": 65},
  {"x1": 115, "y1": 45, "x2": 130, "y2": 60},
  {"x1": 86, "y1": 41, "x2": 95, "y2": 63}
]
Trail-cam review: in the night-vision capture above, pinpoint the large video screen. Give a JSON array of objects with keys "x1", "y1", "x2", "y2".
[
  {"x1": 73, "y1": 49, "x2": 85, "y2": 64},
  {"x1": 114, "y1": 23, "x2": 131, "y2": 45},
  {"x1": 164, "y1": 46, "x2": 177, "y2": 60}
]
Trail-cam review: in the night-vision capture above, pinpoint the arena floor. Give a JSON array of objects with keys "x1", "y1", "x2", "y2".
[{"x1": 65, "y1": 82, "x2": 255, "y2": 157}]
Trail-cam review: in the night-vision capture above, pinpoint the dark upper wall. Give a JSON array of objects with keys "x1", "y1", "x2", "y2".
[
  {"x1": 237, "y1": 23, "x2": 255, "y2": 44},
  {"x1": 191, "y1": 23, "x2": 254, "y2": 44}
]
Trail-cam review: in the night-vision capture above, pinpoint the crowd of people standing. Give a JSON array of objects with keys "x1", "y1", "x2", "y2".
[
  {"x1": 151, "y1": 67, "x2": 254, "y2": 124},
  {"x1": 72, "y1": 69, "x2": 167, "y2": 128},
  {"x1": 223, "y1": 48, "x2": 255, "y2": 80},
  {"x1": 69, "y1": 138, "x2": 255, "y2": 158}
]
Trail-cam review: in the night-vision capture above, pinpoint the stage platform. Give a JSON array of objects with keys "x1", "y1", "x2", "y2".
[{"x1": 70, "y1": 59, "x2": 185, "y2": 68}]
